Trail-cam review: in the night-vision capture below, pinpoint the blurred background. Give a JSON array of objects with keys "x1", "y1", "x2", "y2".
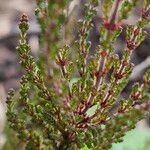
[{"x1": 0, "y1": 0, "x2": 150, "y2": 149}]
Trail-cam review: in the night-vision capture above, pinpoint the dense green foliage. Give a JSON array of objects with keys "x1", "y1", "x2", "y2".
[{"x1": 6, "y1": 0, "x2": 150, "y2": 149}]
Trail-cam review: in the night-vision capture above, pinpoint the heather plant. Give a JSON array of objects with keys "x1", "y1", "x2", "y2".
[{"x1": 6, "y1": 0, "x2": 150, "y2": 150}]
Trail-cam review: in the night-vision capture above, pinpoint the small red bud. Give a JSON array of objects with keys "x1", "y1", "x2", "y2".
[
  {"x1": 142, "y1": 8, "x2": 150, "y2": 19},
  {"x1": 131, "y1": 93, "x2": 141, "y2": 101},
  {"x1": 100, "y1": 100, "x2": 107, "y2": 107},
  {"x1": 114, "y1": 72, "x2": 123, "y2": 80},
  {"x1": 103, "y1": 19, "x2": 122, "y2": 31},
  {"x1": 126, "y1": 40, "x2": 136, "y2": 50},
  {"x1": 134, "y1": 28, "x2": 140, "y2": 36},
  {"x1": 100, "y1": 50, "x2": 108, "y2": 57}
]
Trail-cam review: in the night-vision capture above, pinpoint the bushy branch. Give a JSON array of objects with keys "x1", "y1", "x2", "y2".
[{"x1": 6, "y1": 0, "x2": 150, "y2": 150}]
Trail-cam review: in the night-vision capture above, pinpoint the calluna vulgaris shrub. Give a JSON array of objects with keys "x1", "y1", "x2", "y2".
[{"x1": 6, "y1": 0, "x2": 150, "y2": 149}]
